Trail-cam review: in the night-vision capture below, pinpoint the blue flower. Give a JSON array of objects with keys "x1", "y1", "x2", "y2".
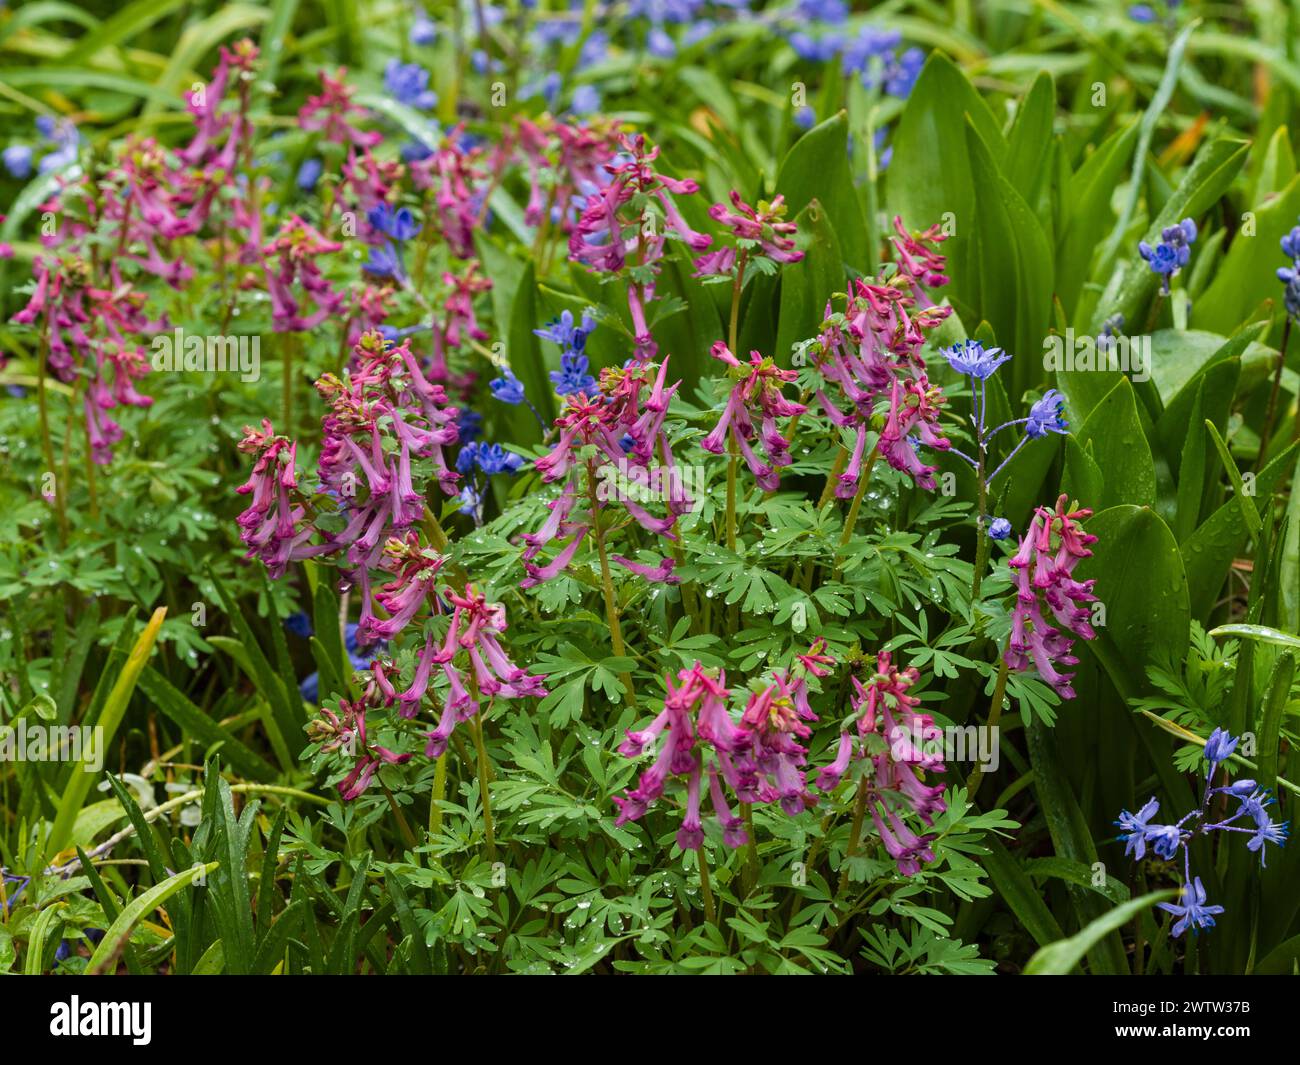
[
  {"x1": 456, "y1": 441, "x2": 481, "y2": 475},
  {"x1": 551, "y1": 351, "x2": 598, "y2": 396},
  {"x1": 1247, "y1": 806, "x2": 1288, "y2": 867},
  {"x1": 571, "y1": 84, "x2": 601, "y2": 115},
  {"x1": 988, "y1": 517, "x2": 1013, "y2": 540},
  {"x1": 1203, "y1": 726, "x2": 1238, "y2": 767},
  {"x1": 363, "y1": 241, "x2": 405, "y2": 279},
  {"x1": 477, "y1": 443, "x2": 524, "y2": 475},
  {"x1": 788, "y1": 31, "x2": 841, "y2": 62},
  {"x1": 796, "y1": 0, "x2": 848, "y2": 24},
  {"x1": 284, "y1": 611, "x2": 314, "y2": 638},
  {"x1": 647, "y1": 27, "x2": 676, "y2": 58},
  {"x1": 535, "y1": 309, "x2": 595, "y2": 351},
  {"x1": 34, "y1": 116, "x2": 79, "y2": 173},
  {"x1": 535, "y1": 15, "x2": 582, "y2": 47},
  {"x1": 457, "y1": 484, "x2": 483, "y2": 517},
  {"x1": 490, "y1": 371, "x2": 527, "y2": 405},
  {"x1": 1157, "y1": 877, "x2": 1224, "y2": 937},
  {"x1": 297, "y1": 157, "x2": 322, "y2": 191},
  {"x1": 1138, "y1": 217, "x2": 1197, "y2": 292},
  {"x1": 384, "y1": 59, "x2": 438, "y2": 110},
  {"x1": 410, "y1": 7, "x2": 437, "y2": 45},
  {"x1": 840, "y1": 27, "x2": 900, "y2": 76},
  {"x1": 943, "y1": 339, "x2": 1011, "y2": 380},
  {"x1": 458, "y1": 409, "x2": 483, "y2": 443},
  {"x1": 1128, "y1": 4, "x2": 1157, "y2": 22},
  {"x1": 1282, "y1": 224, "x2": 1300, "y2": 261},
  {"x1": 579, "y1": 31, "x2": 610, "y2": 68},
  {"x1": 368, "y1": 203, "x2": 421, "y2": 242},
  {"x1": 1146, "y1": 823, "x2": 1184, "y2": 861},
  {"x1": 883, "y1": 47, "x2": 925, "y2": 98},
  {"x1": 1025, "y1": 389, "x2": 1068, "y2": 438},
  {"x1": 794, "y1": 106, "x2": 816, "y2": 130},
  {"x1": 1116, "y1": 797, "x2": 1160, "y2": 859},
  {"x1": 3, "y1": 144, "x2": 32, "y2": 179}
]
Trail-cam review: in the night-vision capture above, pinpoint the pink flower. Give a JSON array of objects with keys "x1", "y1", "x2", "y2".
[
  {"x1": 695, "y1": 191, "x2": 804, "y2": 275},
  {"x1": 1004, "y1": 495, "x2": 1098, "y2": 700},
  {"x1": 260, "y1": 215, "x2": 345, "y2": 332},
  {"x1": 813, "y1": 651, "x2": 945, "y2": 876},
  {"x1": 701, "y1": 342, "x2": 806, "y2": 491},
  {"x1": 809, "y1": 221, "x2": 954, "y2": 498},
  {"x1": 298, "y1": 68, "x2": 382, "y2": 149},
  {"x1": 235, "y1": 421, "x2": 332, "y2": 578},
  {"x1": 307, "y1": 698, "x2": 411, "y2": 801},
  {"x1": 567, "y1": 133, "x2": 707, "y2": 361}
]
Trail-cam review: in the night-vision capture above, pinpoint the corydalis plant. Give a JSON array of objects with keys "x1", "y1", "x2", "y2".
[
  {"x1": 816, "y1": 650, "x2": 946, "y2": 875},
  {"x1": 1004, "y1": 495, "x2": 1098, "y2": 700},
  {"x1": 1116, "y1": 729, "x2": 1289, "y2": 936},
  {"x1": 702, "y1": 341, "x2": 806, "y2": 491},
  {"x1": 693, "y1": 190, "x2": 805, "y2": 277},
  {"x1": 613, "y1": 643, "x2": 834, "y2": 850},
  {"x1": 568, "y1": 132, "x2": 709, "y2": 361},
  {"x1": 520, "y1": 357, "x2": 687, "y2": 587},
  {"x1": 809, "y1": 216, "x2": 953, "y2": 496}
]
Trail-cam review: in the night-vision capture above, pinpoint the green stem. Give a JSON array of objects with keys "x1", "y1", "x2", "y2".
[
  {"x1": 971, "y1": 455, "x2": 989, "y2": 600},
  {"x1": 36, "y1": 309, "x2": 67, "y2": 543},
  {"x1": 428, "y1": 752, "x2": 447, "y2": 836},
  {"x1": 967, "y1": 654, "x2": 1010, "y2": 801},
  {"x1": 698, "y1": 847, "x2": 716, "y2": 925},
  {"x1": 587, "y1": 461, "x2": 636, "y2": 706},
  {"x1": 1259, "y1": 316, "x2": 1291, "y2": 469},
  {"x1": 832, "y1": 447, "x2": 878, "y2": 580},
  {"x1": 470, "y1": 712, "x2": 496, "y2": 861},
  {"x1": 836, "y1": 778, "x2": 871, "y2": 895}
]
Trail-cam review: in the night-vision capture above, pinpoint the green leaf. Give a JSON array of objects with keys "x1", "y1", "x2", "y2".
[
  {"x1": 137, "y1": 667, "x2": 278, "y2": 782},
  {"x1": 979, "y1": 837, "x2": 1065, "y2": 947},
  {"x1": 24, "y1": 903, "x2": 66, "y2": 975},
  {"x1": 1074, "y1": 506, "x2": 1190, "y2": 692},
  {"x1": 774, "y1": 112, "x2": 869, "y2": 272},
  {"x1": 45, "y1": 607, "x2": 166, "y2": 863},
  {"x1": 86, "y1": 863, "x2": 219, "y2": 975},
  {"x1": 1023, "y1": 891, "x2": 1176, "y2": 975},
  {"x1": 1074, "y1": 379, "x2": 1156, "y2": 508}
]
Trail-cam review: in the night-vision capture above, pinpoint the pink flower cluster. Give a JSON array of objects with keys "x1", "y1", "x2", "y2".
[
  {"x1": 701, "y1": 341, "x2": 807, "y2": 491},
  {"x1": 306, "y1": 696, "x2": 412, "y2": 801},
  {"x1": 568, "y1": 133, "x2": 709, "y2": 361},
  {"x1": 815, "y1": 651, "x2": 947, "y2": 875},
  {"x1": 521, "y1": 359, "x2": 687, "y2": 587},
  {"x1": 1004, "y1": 495, "x2": 1098, "y2": 699},
  {"x1": 613, "y1": 642, "x2": 835, "y2": 850},
  {"x1": 813, "y1": 216, "x2": 954, "y2": 495},
  {"x1": 315, "y1": 332, "x2": 461, "y2": 575},
  {"x1": 694, "y1": 191, "x2": 805, "y2": 276},
  {"x1": 234, "y1": 420, "x2": 333, "y2": 577}
]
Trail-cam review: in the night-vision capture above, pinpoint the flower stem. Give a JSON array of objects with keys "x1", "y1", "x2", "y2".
[
  {"x1": 725, "y1": 435, "x2": 739, "y2": 552},
  {"x1": 586, "y1": 461, "x2": 636, "y2": 706},
  {"x1": 743, "y1": 802, "x2": 759, "y2": 890},
  {"x1": 967, "y1": 653, "x2": 1010, "y2": 800},
  {"x1": 836, "y1": 778, "x2": 871, "y2": 895},
  {"x1": 971, "y1": 454, "x2": 989, "y2": 600},
  {"x1": 817, "y1": 445, "x2": 848, "y2": 510},
  {"x1": 469, "y1": 711, "x2": 496, "y2": 861},
  {"x1": 832, "y1": 447, "x2": 878, "y2": 580},
  {"x1": 428, "y1": 752, "x2": 447, "y2": 836},
  {"x1": 697, "y1": 846, "x2": 716, "y2": 925},
  {"x1": 1259, "y1": 316, "x2": 1291, "y2": 469},
  {"x1": 36, "y1": 310, "x2": 68, "y2": 544}
]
